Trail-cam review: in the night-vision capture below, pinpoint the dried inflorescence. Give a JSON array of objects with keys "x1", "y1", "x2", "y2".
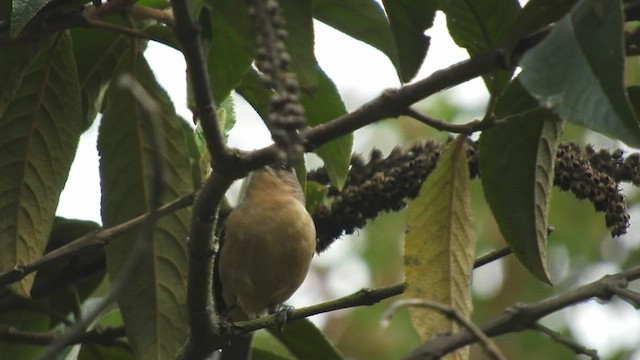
[
  {"x1": 250, "y1": 0, "x2": 305, "y2": 158},
  {"x1": 310, "y1": 139, "x2": 478, "y2": 252},
  {"x1": 555, "y1": 142, "x2": 630, "y2": 236},
  {"x1": 585, "y1": 145, "x2": 640, "y2": 185},
  {"x1": 310, "y1": 141, "x2": 634, "y2": 252}
]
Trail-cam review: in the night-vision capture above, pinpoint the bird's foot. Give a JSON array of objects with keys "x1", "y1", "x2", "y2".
[{"x1": 270, "y1": 304, "x2": 294, "y2": 332}]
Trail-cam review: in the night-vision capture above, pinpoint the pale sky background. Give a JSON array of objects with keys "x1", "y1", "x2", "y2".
[{"x1": 55, "y1": 9, "x2": 640, "y2": 359}]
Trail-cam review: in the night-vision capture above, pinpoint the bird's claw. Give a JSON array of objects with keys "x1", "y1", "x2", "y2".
[{"x1": 272, "y1": 304, "x2": 294, "y2": 332}]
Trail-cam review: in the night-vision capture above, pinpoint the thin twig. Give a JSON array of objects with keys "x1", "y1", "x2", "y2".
[
  {"x1": 83, "y1": 17, "x2": 152, "y2": 40},
  {"x1": 474, "y1": 247, "x2": 512, "y2": 268},
  {"x1": 402, "y1": 266, "x2": 640, "y2": 359},
  {"x1": 531, "y1": 323, "x2": 599, "y2": 359},
  {"x1": 610, "y1": 287, "x2": 640, "y2": 309},
  {"x1": 404, "y1": 108, "x2": 494, "y2": 134},
  {"x1": 0, "y1": 325, "x2": 126, "y2": 346},
  {"x1": 0, "y1": 299, "x2": 74, "y2": 327},
  {"x1": 209, "y1": 246, "x2": 524, "y2": 337},
  {"x1": 225, "y1": 283, "x2": 406, "y2": 335},
  {"x1": 0, "y1": 192, "x2": 195, "y2": 288},
  {"x1": 131, "y1": 5, "x2": 175, "y2": 26},
  {"x1": 38, "y1": 74, "x2": 167, "y2": 360},
  {"x1": 382, "y1": 299, "x2": 506, "y2": 360}
]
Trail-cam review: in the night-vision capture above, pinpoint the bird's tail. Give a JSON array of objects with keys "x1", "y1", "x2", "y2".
[{"x1": 220, "y1": 332, "x2": 254, "y2": 360}]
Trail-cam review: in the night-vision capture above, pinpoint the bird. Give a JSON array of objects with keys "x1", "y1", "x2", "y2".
[{"x1": 213, "y1": 164, "x2": 316, "y2": 359}]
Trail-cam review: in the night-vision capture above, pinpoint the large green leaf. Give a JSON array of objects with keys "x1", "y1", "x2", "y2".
[
  {"x1": 268, "y1": 319, "x2": 343, "y2": 360},
  {"x1": 405, "y1": 136, "x2": 476, "y2": 358},
  {"x1": 520, "y1": 0, "x2": 640, "y2": 147},
  {"x1": 0, "y1": 41, "x2": 44, "y2": 112},
  {"x1": 31, "y1": 217, "x2": 104, "y2": 325},
  {"x1": 206, "y1": 0, "x2": 255, "y2": 103},
  {"x1": 280, "y1": 0, "x2": 319, "y2": 89},
  {"x1": 71, "y1": 27, "x2": 131, "y2": 128},
  {"x1": 10, "y1": 0, "x2": 48, "y2": 37},
  {"x1": 300, "y1": 68, "x2": 352, "y2": 189},
  {"x1": 0, "y1": 298, "x2": 50, "y2": 358},
  {"x1": 480, "y1": 79, "x2": 562, "y2": 284},
  {"x1": 439, "y1": 0, "x2": 520, "y2": 94},
  {"x1": 503, "y1": 0, "x2": 577, "y2": 54},
  {"x1": 382, "y1": 0, "x2": 436, "y2": 83},
  {"x1": 0, "y1": 33, "x2": 83, "y2": 297},
  {"x1": 312, "y1": 0, "x2": 399, "y2": 78},
  {"x1": 99, "y1": 55, "x2": 192, "y2": 360}
]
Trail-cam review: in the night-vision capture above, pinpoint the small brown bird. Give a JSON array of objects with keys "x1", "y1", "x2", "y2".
[{"x1": 214, "y1": 165, "x2": 316, "y2": 359}]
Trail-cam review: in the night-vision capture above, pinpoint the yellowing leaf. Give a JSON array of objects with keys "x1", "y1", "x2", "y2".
[{"x1": 404, "y1": 136, "x2": 476, "y2": 360}]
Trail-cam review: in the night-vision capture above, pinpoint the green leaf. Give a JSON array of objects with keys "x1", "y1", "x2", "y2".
[
  {"x1": 180, "y1": 117, "x2": 202, "y2": 188},
  {"x1": 71, "y1": 27, "x2": 131, "y2": 128},
  {"x1": 439, "y1": 0, "x2": 520, "y2": 94},
  {"x1": 206, "y1": 0, "x2": 255, "y2": 103},
  {"x1": 0, "y1": 298, "x2": 50, "y2": 358},
  {"x1": 268, "y1": 319, "x2": 343, "y2": 360},
  {"x1": 10, "y1": 0, "x2": 48, "y2": 37},
  {"x1": 280, "y1": 0, "x2": 319, "y2": 89},
  {"x1": 219, "y1": 95, "x2": 237, "y2": 135},
  {"x1": 145, "y1": 24, "x2": 180, "y2": 49},
  {"x1": 236, "y1": 67, "x2": 272, "y2": 118},
  {"x1": 300, "y1": 68, "x2": 352, "y2": 189},
  {"x1": 0, "y1": 41, "x2": 44, "y2": 112},
  {"x1": 253, "y1": 348, "x2": 293, "y2": 360},
  {"x1": 0, "y1": 33, "x2": 83, "y2": 297},
  {"x1": 78, "y1": 308, "x2": 133, "y2": 360},
  {"x1": 136, "y1": 0, "x2": 169, "y2": 8},
  {"x1": 99, "y1": 55, "x2": 192, "y2": 360},
  {"x1": 382, "y1": 0, "x2": 436, "y2": 83},
  {"x1": 32, "y1": 217, "x2": 105, "y2": 322},
  {"x1": 405, "y1": 136, "x2": 476, "y2": 357},
  {"x1": 79, "y1": 344, "x2": 134, "y2": 360},
  {"x1": 305, "y1": 180, "x2": 329, "y2": 214},
  {"x1": 503, "y1": 0, "x2": 577, "y2": 54},
  {"x1": 312, "y1": 0, "x2": 399, "y2": 77},
  {"x1": 520, "y1": 0, "x2": 640, "y2": 147},
  {"x1": 480, "y1": 79, "x2": 562, "y2": 284}
]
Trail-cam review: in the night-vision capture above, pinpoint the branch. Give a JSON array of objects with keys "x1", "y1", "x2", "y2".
[
  {"x1": 0, "y1": 0, "x2": 173, "y2": 46},
  {"x1": 177, "y1": 172, "x2": 232, "y2": 359},
  {"x1": 225, "y1": 283, "x2": 406, "y2": 335},
  {"x1": 531, "y1": 323, "x2": 599, "y2": 359},
  {"x1": 474, "y1": 247, "x2": 512, "y2": 268},
  {"x1": 382, "y1": 299, "x2": 506, "y2": 360},
  {"x1": 401, "y1": 266, "x2": 640, "y2": 359},
  {"x1": 131, "y1": 6, "x2": 174, "y2": 26},
  {"x1": 403, "y1": 108, "x2": 497, "y2": 134},
  {"x1": 0, "y1": 325, "x2": 126, "y2": 347},
  {"x1": 219, "y1": 245, "x2": 521, "y2": 336},
  {"x1": 0, "y1": 192, "x2": 195, "y2": 288}
]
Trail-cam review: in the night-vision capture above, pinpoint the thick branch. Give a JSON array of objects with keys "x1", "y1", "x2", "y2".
[
  {"x1": 177, "y1": 172, "x2": 233, "y2": 359},
  {"x1": 402, "y1": 266, "x2": 640, "y2": 359}
]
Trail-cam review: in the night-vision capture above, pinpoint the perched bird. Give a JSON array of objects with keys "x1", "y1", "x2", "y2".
[{"x1": 214, "y1": 165, "x2": 316, "y2": 359}]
